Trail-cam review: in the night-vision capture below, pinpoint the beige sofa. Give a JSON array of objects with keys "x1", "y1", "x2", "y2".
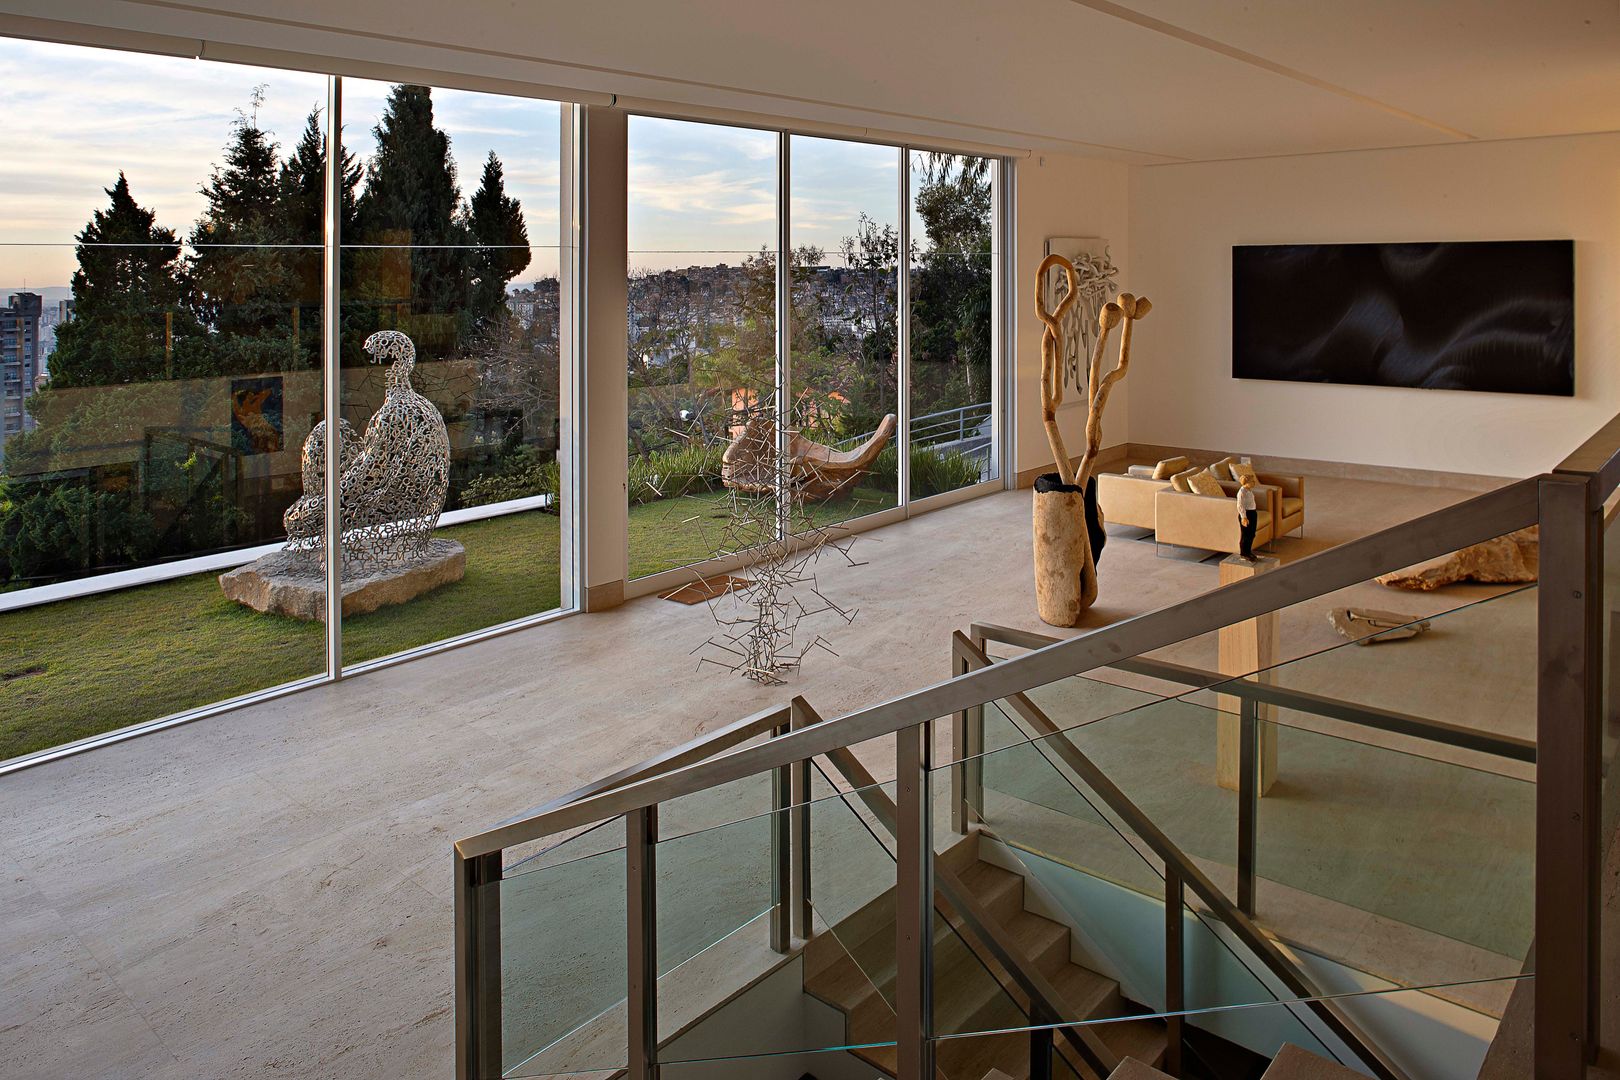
[
  {"x1": 1095, "y1": 471, "x2": 1169, "y2": 531},
  {"x1": 1154, "y1": 487, "x2": 1274, "y2": 555},
  {"x1": 1096, "y1": 464, "x2": 1306, "y2": 554}
]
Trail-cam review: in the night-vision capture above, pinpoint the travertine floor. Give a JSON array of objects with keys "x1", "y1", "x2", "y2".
[{"x1": 0, "y1": 474, "x2": 1519, "y2": 1078}]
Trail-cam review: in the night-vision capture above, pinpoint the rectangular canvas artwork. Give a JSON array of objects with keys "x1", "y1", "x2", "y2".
[
  {"x1": 230, "y1": 376, "x2": 284, "y2": 454},
  {"x1": 1232, "y1": 240, "x2": 1574, "y2": 396}
]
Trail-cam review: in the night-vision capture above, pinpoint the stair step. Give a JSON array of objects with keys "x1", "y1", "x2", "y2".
[
  {"x1": 1004, "y1": 909, "x2": 1071, "y2": 974},
  {"x1": 1108, "y1": 1057, "x2": 1176, "y2": 1079},
  {"x1": 1048, "y1": 961, "x2": 1120, "y2": 1019},
  {"x1": 1097, "y1": 1019, "x2": 1168, "y2": 1069},
  {"x1": 1261, "y1": 1043, "x2": 1367, "y2": 1080},
  {"x1": 956, "y1": 859, "x2": 1026, "y2": 923}
]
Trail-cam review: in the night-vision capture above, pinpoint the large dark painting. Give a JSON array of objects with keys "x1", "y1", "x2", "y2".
[{"x1": 1232, "y1": 240, "x2": 1574, "y2": 395}]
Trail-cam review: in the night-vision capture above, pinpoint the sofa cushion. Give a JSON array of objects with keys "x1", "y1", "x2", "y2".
[
  {"x1": 1126, "y1": 464, "x2": 1158, "y2": 479},
  {"x1": 1210, "y1": 455, "x2": 1238, "y2": 480},
  {"x1": 1152, "y1": 455, "x2": 1191, "y2": 480},
  {"x1": 1230, "y1": 460, "x2": 1258, "y2": 485},
  {"x1": 1169, "y1": 466, "x2": 1201, "y2": 492},
  {"x1": 1187, "y1": 470, "x2": 1227, "y2": 497}
]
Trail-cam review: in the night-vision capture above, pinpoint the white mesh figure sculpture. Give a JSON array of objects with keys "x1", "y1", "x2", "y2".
[{"x1": 283, "y1": 330, "x2": 451, "y2": 570}]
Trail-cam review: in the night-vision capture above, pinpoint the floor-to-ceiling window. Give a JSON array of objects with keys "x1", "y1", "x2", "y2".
[
  {"x1": 0, "y1": 41, "x2": 330, "y2": 761},
  {"x1": 790, "y1": 135, "x2": 901, "y2": 526},
  {"x1": 625, "y1": 123, "x2": 1004, "y2": 586},
  {"x1": 907, "y1": 151, "x2": 998, "y2": 499},
  {"x1": 625, "y1": 116, "x2": 777, "y2": 580},
  {"x1": 0, "y1": 40, "x2": 576, "y2": 765},
  {"x1": 337, "y1": 80, "x2": 569, "y2": 668}
]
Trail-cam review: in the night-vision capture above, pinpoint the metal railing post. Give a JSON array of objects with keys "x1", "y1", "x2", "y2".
[
  {"x1": 1029, "y1": 1022, "x2": 1054, "y2": 1080},
  {"x1": 1164, "y1": 864, "x2": 1185, "y2": 1078},
  {"x1": 1536, "y1": 472, "x2": 1603, "y2": 1075},
  {"x1": 1237, "y1": 696, "x2": 1259, "y2": 917},
  {"x1": 896, "y1": 720, "x2": 936, "y2": 1080},
  {"x1": 627, "y1": 807, "x2": 659, "y2": 1080},
  {"x1": 454, "y1": 849, "x2": 502, "y2": 1080},
  {"x1": 951, "y1": 635, "x2": 985, "y2": 835},
  {"x1": 770, "y1": 720, "x2": 792, "y2": 954},
  {"x1": 790, "y1": 697, "x2": 814, "y2": 941}
]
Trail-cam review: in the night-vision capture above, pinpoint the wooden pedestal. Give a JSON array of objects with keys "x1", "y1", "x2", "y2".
[{"x1": 1217, "y1": 555, "x2": 1279, "y2": 795}]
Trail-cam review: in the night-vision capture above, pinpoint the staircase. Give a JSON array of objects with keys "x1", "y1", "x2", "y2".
[
  {"x1": 803, "y1": 833, "x2": 1166, "y2": 1078},
  {"x1": 1089, "y1": 1043, "x2": 1363, "y2": 1080}
]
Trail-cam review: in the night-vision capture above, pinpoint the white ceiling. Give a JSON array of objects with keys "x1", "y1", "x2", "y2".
[{"x1": 9, "y1": 0, "x2": 1620, "y2": 161}]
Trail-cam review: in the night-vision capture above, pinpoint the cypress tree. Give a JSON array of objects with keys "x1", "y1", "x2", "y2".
[
  {"x1": 277, "y1": 107, "x2": 360, "y2": 368},
  {"x1": 47, "y1": 174, "x2": 202, "y2": 387},
  {"x1": 188, "y1": 90, "x2": 292, "y2": 372},
  {"x1": 353, "y1": 84, "x2": 471, "y2": 361},
  {"x1": 467, "y1": 151, "x2": 530, "y2": 324},
  {"x1": 278, "y1": 107, "x2": 360, "y2": 245}
]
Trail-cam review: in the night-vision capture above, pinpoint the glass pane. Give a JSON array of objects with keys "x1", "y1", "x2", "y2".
[
  {"x1": 789, "y1": 135, "x2": 900, "y2": 527},
  {"x1": 655, "y1": 767, "x2": 904, "y2": 1067},
  {"x1": 626, "y1": 116, "x2": 777, "y2": 580},
  {"x1": 803, "y1": 763, "x2": 900, "y2": 1071},
  {"x1": 656, "y1": 808, "x2": 777, "y2": 1045},
  {"x1": 907, "y1": 151, "x2": 996, "y2": 499},
  {"x1": 0, "y1": 42, "x2": 328, "y2": 760},
  {"x1": 498, "y1": 829, "x2": 627, "y2": 1077},
  {"x1": 336, "y1": 81, "x2": 566, "y2": 668}
]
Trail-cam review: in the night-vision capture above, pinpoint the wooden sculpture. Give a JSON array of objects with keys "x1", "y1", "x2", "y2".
[
  {"x1": 1032, "y1": 254, "x2": 1150, "y2": 626},
  {"x1": 722, "y1": 412, "x2": 897, "y2": 500}
]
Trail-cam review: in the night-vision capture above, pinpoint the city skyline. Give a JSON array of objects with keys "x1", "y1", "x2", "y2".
[{"x1": 1, "y1": 39, "x2": 941, "y2": 292}]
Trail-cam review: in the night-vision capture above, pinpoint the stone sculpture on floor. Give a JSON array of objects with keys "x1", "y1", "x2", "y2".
[
  {"x1": 1328, "y1": 607, "x2": 1432, "y2": 644},
  {"x1": 1376, "y1": 526, "x2": 1539, "y2": 591},
  {"x1": 221, "y1": 330, "x2": 464, "y2": 619}
]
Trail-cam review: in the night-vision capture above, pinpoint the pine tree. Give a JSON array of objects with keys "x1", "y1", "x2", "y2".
[
  {"x1": 277, "y1": 107, "x2": 360, "y2": 368},
  {"x1": 188, "y1": 89, "x2": 294, "y2": 372},
  {"x1": 277, "y1": 107, "x2": 360, "y2": 246},
  {"x1": 467, "y1": 151, "x2": 530, "y2": 324},
  {"x1": 46, "y1": 174, "x2": 203, "y2": 387},
  {"x1": 352, "y1": 84, "x2": 471, "y2": 362}
]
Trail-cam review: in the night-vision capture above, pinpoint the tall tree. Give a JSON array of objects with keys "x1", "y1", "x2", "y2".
[
  {"x1": 46, "y1": 174, "x2": 203, "y2": 388},
  {"x1": 353, "y1": 84, "x2": 470, "y2": 362},
  {"x1": 467, "y1": 151, "x2": 530, "y2": 323},
  {"x1": 909, "y1": 153, "x2": 993, "y2": 410},
  {"x1": 188, "y1": 88, "x2": 298, "y2": 373},
  {"x1": 277, "y1": 107, "x2": 360, "y2": 246},
  {"x1": 277, "y1": 107, "x2": 360, "y2": 368}
]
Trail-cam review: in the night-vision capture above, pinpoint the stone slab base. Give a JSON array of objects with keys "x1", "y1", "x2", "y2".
[{"x1": 219, "y1": 540, "x2": 466, "y2": 620}]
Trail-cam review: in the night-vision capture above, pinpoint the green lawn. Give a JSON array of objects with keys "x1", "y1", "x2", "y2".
[
  {"x1": 0, "y1": 486, "x2": 897, "y2": 761},
  {"x1": 628, "y1": 485, "x2": 896, "y2": 579},
  {"x1": 0, "y1": 510, "x2": 562, "y2": 761}
]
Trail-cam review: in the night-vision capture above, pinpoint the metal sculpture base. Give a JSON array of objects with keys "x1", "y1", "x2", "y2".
[{"x1": 220, "y1": 540, "x2": 465, "y2": 621}]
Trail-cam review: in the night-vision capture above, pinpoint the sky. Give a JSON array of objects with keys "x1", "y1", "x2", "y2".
[{"x1": 1, "y1": 38, "x2": 958, "y2": 291}]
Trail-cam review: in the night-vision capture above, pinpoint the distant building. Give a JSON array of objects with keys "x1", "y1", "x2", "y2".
[{"x1": 1, "y1": 291, "x2": 45, "y2": 461}]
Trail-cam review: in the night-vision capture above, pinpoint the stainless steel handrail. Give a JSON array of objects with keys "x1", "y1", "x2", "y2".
[
  {"x1": 968, "y1": 622, "x2": 1539, "y2": 763},
  {"x1": 954, "y1": 638, "x2": 1409, "y2": 1080},
  {"x1": 821, "y1": 737, "x2": 1119, "y2": 1078},
  {"x1": 455, "y1": 476, "x2": 1540, "y2": 859}
]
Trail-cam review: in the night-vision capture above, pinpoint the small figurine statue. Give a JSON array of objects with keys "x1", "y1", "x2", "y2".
[{"x1": 1237, "y1": 472, "x2": 1260, "y2": 561}]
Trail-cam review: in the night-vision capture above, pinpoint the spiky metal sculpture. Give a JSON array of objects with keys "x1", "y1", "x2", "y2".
[{"x1": 691, "y1": 400, "x2": 862, "y2": 684}]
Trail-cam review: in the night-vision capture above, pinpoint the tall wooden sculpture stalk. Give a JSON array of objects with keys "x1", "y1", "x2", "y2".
[{"x1": 1032, "y1": 255, "x2": 1150, "y2": 626}]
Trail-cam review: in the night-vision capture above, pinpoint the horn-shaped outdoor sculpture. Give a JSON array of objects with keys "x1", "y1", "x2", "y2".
[{"x1": 1032, "y1": 254, "x2": 1150, "y2": 626}]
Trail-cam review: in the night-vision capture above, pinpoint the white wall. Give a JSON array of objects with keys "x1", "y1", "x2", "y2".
[
  {"x1": 1126, "y1": 131, "x2": 1620, "y2": 479},
  {"x1": 1013, "y1": 152, "x2": 1134, "y2": 481}
]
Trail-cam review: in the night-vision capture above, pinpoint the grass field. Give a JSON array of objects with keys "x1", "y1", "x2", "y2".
[{"x1": 0, "y1": 486, "x2": 897, "y2": 760}]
